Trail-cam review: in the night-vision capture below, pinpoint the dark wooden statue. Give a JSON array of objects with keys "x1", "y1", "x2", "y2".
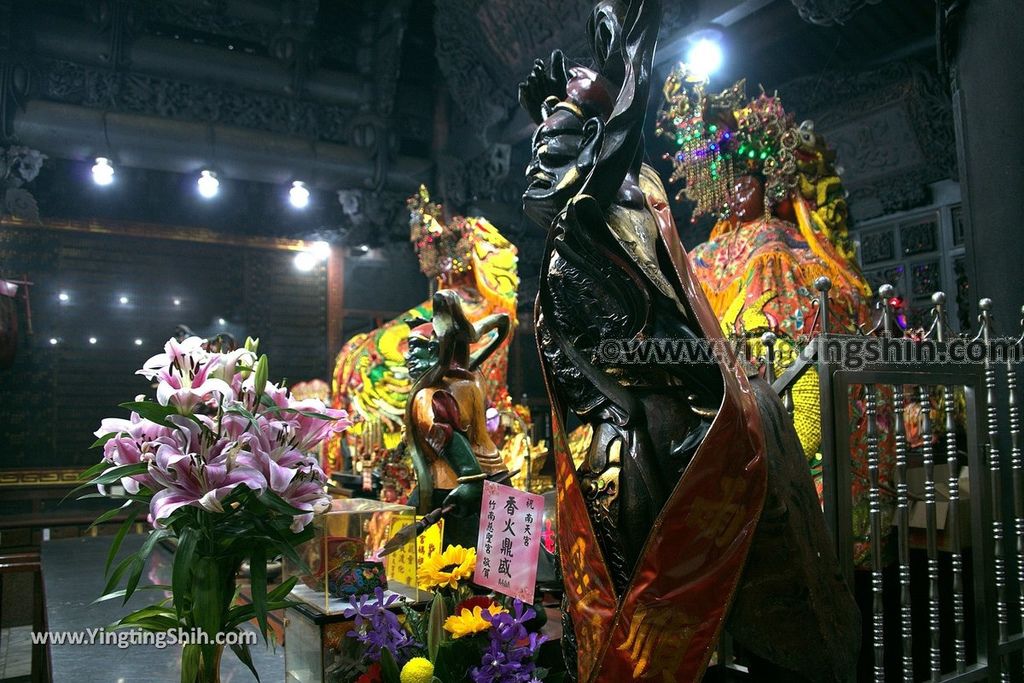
[
  {"x1": 404, "y1": 289, "x2": 511, "y2": 550},
  {"x1": 520, "y1": 0, "x2": 860, "y2": 680}
]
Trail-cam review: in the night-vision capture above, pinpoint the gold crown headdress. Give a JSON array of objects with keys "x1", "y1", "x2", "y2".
[
  {"x1": 657, "y1": 65, "x2": 801, "y2": 219},
  {"x1": 408, "y1": 185, "x2": 474, "y2": 279},
  {"x1": 658, "y1": 64, "x2": 858, "y2": 264}
]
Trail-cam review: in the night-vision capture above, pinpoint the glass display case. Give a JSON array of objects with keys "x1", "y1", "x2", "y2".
[
  {"x1": 283, "y1": 498, "x2": 426, "y2": 683},
  {"x1": 284, "y1": 498, "x2": 423, "y2": 614}
]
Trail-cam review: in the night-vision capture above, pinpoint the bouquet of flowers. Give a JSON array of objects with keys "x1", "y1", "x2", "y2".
[
  {"x1": 78, "y1": 336, "x2": 351, "y2": 682},
  {"x1": 337, "y1": 545, "x2": 555, "y2": 683}
]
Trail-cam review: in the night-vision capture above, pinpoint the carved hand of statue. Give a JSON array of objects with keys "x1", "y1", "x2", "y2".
[
  {"x1": 518, "y1": 49, "x2": 570, "y2": 125},
  {"x1": 442, "y1": 480, "x2": 484, "y2": 519}
]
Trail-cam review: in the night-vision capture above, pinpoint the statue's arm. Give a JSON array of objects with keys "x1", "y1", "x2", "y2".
[{"x1": 469, "y1": 313, "x2": 511, "y2": 371}]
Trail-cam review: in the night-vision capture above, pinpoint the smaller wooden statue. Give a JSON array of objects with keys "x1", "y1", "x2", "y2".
[{"x1": 403, "y1": 289, "x2": 512, "y2": 550}]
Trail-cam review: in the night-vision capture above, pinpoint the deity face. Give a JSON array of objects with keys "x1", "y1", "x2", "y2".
[
  {"x1": 522, "y1": 106, "x2": 600, "y2": 228},
  {"x1": 728, "y1": 174, "x2": 766, "y2": 224},
  {"x1": 404, "y1": 334, "x2": 438, "y2": 381}
]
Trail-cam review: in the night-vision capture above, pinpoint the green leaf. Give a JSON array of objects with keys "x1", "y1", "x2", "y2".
[
  {"x1": 92, "y1": 584, "x2": 171, "y2": 604},
  {"x1": 89, "y1": 500, "x2": 134, "y2": 529},
  {"x1": 103, "y1": 553, "x2": 138, "y2": 597},
  {"x1": 172, "y1": 528, "x2": 197, "y2": 622},
  {"x1": 250, "y1": 545, "x2": 269, "y2": 643},
  {"x1": 116, "y1": 604, "x2": 177, "y2": 624},
  {"x1": 90, "y1": 433, "x2": 117, "y2": 449},
  {"x1": 257, "y1": 490, "x2": 307, "y2": 517},
  {"x1": 266, "y1": 576, "x2": 298, "y2": 603},
  {"x1": 180, "y1": 644, "x2": 200, "y2": 683},
  {"x1": 118, "y1": 400, "x2": 178, "y2": 425},
  {"x1": 380, "y1": 647, "x2": 401, "y2": 683},
  {"x1": 105, "y1": 506, "x2": 141, "y2": 575},
  {"x1": 434, "y1": 641, "x2": 477, "y2": 683},
  {"x1": 123, "y1": 529, "x2": 170, "y2": 604},
  {"x1": 119, "y1": 557, "x2": 145, "y2": 605},
  {"x1": 427, "y1": 591, "x2": 448, "y2": 662},
  {"x1": 64, "y1": 461, "x2": 151, "y2": 502},
  {"x1": 230, "y1": 641, "x2": 261, "y2": 682},
  {"x1": 200, "y1": 643, "x2": 221, "y2": 682},
  {"x1": 224, "y1": 404, "x2": 261, "y2": 432},
  {"x1": 138, "y1": 528, "x2": 170, "y2": 564},
  {"x1": 80, "y1": 460, "x2": 110, "y2": 479}
]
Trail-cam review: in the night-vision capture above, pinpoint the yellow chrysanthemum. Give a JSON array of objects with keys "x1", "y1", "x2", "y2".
[
  {"x1": 442, "y1": 603, "x2": 505, "y2": 639},
  {"x1": 416, "y1": 544, "x2": 476, "y2": 590},
  {"x1": 400, "y1": 656, "x2": 434, "y2": 683}
]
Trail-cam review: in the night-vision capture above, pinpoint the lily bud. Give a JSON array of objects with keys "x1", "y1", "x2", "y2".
[
  {"x1": 253, "y1": 354, "x2": 269, "y2": 400},
  {"x1": 244, "y1": 337, "x2": 260, "y2": 354}
]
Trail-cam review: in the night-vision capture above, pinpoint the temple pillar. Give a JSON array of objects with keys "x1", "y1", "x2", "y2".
[{"x1": 949, "y1": 0, "x2": 1024, "y2": 332}]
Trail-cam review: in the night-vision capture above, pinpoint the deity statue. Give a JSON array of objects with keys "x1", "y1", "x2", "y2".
[
  {"x1": 659, "y1": 68, "x2": 895, "y2": 566},
  {"x1": 403, "y1": 289, "x2": 511, "y2": 550},
  {"x1": 520, "y1": 1, "x2": 858, "y2": 680},
  {"x1": 325, "y1": 187, "x2": 522, "y2": 490}
]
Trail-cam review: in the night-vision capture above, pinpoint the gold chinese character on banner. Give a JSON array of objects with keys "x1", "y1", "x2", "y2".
[{"x1": 618, "y1": 602, "x2": 698, "y2": 680}]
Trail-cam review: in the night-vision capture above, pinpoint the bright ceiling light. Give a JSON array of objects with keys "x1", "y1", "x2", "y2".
[
  {"x1": 89, "y1": 336, "x2": 97, "y2": 345},
  {"x1": 294, "y1": 250, "x2": 318, "y2": 272},
  {"x1": 197, "y1": 170, "x2": 219, "y2": 199},
  {"x1": 58, "y1": 291, "x2": 69, "y2": 302},
  {"x1": 119, "y1": 295, "x2": 129, "y2": 305},
  {"x1": 134, "y1": 338, "x2": 143, "y2": 346},
  {"x1": 49, "y1": 337, "x2": 59, "y2": 345},
  {"x1": 686, "y1": 36, "x2": 724, "y2": 79},
  {"x1": 311, "y1": 240, "x2": 331, "y2": 260},
  {"x1": 92, "y1": 157, "x2": 115, "y2": 186},
  {"x1": 289, "y1": 181, "x2": 310, "y2": 209}
]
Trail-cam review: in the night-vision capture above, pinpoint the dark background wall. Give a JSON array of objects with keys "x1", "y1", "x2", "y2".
[{"x1": 0, "y1": 222, "x2": 328, "y2": 475}]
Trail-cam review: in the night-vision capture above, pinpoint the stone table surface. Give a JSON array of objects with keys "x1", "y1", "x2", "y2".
[{"x1": 42, "y1": 534, "x2": 284, "y2": 683}]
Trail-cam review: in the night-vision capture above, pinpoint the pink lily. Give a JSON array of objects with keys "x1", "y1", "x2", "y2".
[{"x1": 147, "y1": 416, "x2": 267, "y2": 524}]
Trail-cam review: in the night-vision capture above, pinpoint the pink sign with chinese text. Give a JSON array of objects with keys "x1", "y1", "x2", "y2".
[{"x1": 474, "y1": 480, "x2": 544, "y2": 602}]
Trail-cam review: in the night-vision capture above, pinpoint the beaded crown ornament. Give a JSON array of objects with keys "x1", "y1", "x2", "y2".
[
  {"x1": 657, "y1": 64, "x2": 806, "y2": 220},
  {"x1": 408, "y1": 185, "x2": 474, "y2": 279}
]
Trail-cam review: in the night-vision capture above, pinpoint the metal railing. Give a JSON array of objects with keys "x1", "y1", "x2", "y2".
[{"x1": 754, "y1": 278, "x2": 1024, "y2": 681}]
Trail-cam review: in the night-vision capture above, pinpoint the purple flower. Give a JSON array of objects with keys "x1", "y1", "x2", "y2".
[
  {"x1": 138, "y1": 336, "x2": 235, "y2": 414},
  {"x1": 470, "y1": 600, "x2": 546, "y2": 683},
  {"x1": 342, "y1": 588, "x2": 420, "y2": 665},
  {"x1": 91, "y1": 336, "x2": 350, "y2": 534},
  {"x1": 147, "y1": 416, "x2": 267, "y2": 524}
]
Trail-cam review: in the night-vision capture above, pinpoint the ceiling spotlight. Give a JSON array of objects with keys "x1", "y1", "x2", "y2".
[
  {"x1": 134, "y1": 338, "x2": 143, "y2": 346},
  {"x1": 685, "y1": 34, "x2": 724, "y2": 80},
  {"x1": 289, "y1": 181, "x2": 310, "y2": 209},
  {"x1": 49, "y1": 337, "x2": 59, "y2": 345},
  {"x1": 197, "y1": 170, "x2": 220, "y2": 199},
  {"x1": 58, "y1": 291, "x2": 69, "y2": 302},
  {"x1": 119, "y1": 295, "x2": 129, "y2": 305},
  {"x1": 359, "y1": 244, "x2": 370, "y2": 254},
  {"x1": 92, "y1": 157, "x2": 115, "y2": 186},
  {"x1": 89, "y1": 336, "x2": 97, "y2": 345},
  {"x1": 173, "y1": 298, "x2": 181, "y2": 306},
  {"x1": 311, "y1": 240, "x2": 331, "y2": 260},
  {"x1": 294, "y1": 250, "x2": 318, "y2": 272},
  {"x1": 217, "y1": 317, "x2": 226, "y2": 326}
]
